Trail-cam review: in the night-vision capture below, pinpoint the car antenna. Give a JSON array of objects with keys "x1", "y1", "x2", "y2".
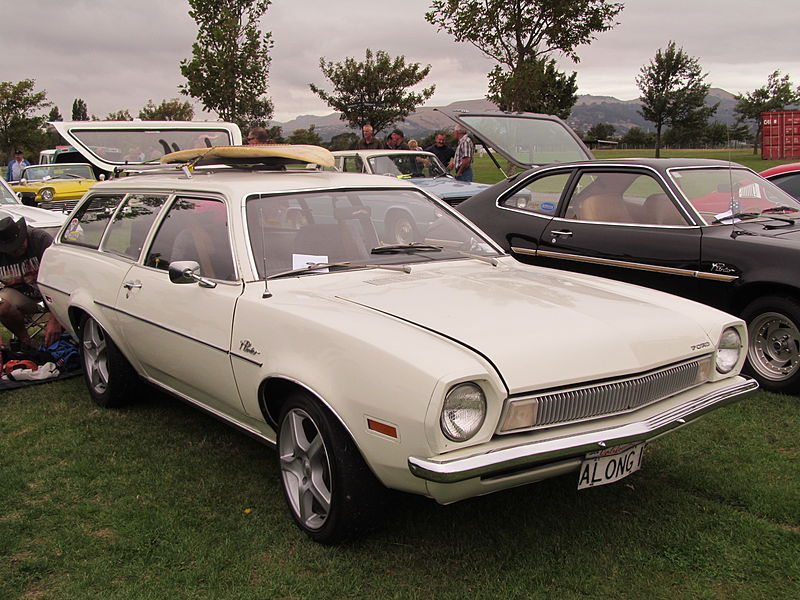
[{"x1": 259, "y1": 207, "x2": 272, "y2": 298}]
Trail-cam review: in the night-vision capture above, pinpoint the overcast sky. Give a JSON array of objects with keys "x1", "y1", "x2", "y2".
[{"x1": 3, "y1": 1, "x2": 798, "y2": 123}]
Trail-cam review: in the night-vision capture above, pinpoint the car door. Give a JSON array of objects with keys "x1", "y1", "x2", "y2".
[
  {"x1": 525, "y1": 168, "x2": 706, "y2": 300},
  {"x1": 113, "y1": 195, "x2": 245, "y2": 415}
]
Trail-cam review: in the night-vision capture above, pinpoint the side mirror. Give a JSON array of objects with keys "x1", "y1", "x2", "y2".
[
  {"x1": 18, "y1": 192, "x2": 37, "y2": 206},
  {"x1": 168, "y1": 260, "x2": 216, "y2": 288},
  {"x1": 99, "y1": 174, "x2": 106, "y2": 181}
]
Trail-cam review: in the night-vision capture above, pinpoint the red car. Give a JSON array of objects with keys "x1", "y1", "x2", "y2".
[{"x1": 760, "y1": 162, "x2": 800, "y2": 200}]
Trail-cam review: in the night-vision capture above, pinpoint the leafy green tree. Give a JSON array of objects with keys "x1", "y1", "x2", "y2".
[
  {"x1": 728, "y1": 121, "x2": 752, "y2": 145},
  {"x1": 586, "y1": 122, "x2": 616, "y2": 141},
  {"x1": 139, "y1": 98, "x2": 195, "y2": 121},
  {"x1": 328, "y1": 132, "x2": 358, "y2": 151},
  {"x1": 734, "y1": 70, "x2": 800, "y2": 154},
  {"x1": 286, "y1": 124, "x2": 322, "y2": 146},
  {"x1": 309, "y1": 49, "x2": 435, "y2": 134},
  {"x1": 48, "y1": 106, "x2": 63, "y2": 122},
  {"x1": 636, "y1": 41, "x2": 716, "y2": 157},
  {"x1": 486, "y1": 56, "x2": 577, "y2": 118},
  {"x1": 619, "y1": 126, "x2": 655, "y2": 148},
  {"x1": 0, "y1": 79, "x2": 51, "y2": 158},
  {"x1": 106, "y1": 109, "x2": 133, "y2": 121},
  {"x1": 703, "y1": 121, "x2": 729, "y2": 147},
  {"x1": 180, "y1": 0, "x2": 274, "y2": 131},
  {"x1": 72, "y1": 98, "x2": 89, "y2": 120},
  {"x1": 266, "y1": 125, "x2": 284, "y2": 144},
  {"x1": 426, "y1": 0, "x2": 622, "y2": 116}
]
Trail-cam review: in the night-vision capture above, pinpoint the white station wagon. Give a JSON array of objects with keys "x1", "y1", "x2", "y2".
[{"x1": 38, "y1": 136, "x2": 757, "y2": 543}]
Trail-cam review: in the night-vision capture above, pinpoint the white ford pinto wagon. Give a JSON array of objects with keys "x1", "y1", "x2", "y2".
[{"x1": 37, "y1": 122, "x2": 757, "y2": 543}]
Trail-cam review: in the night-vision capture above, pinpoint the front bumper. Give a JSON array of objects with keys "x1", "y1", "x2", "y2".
[{"x1": 408, "y1": 376, "x2": 757, "y2": 484}]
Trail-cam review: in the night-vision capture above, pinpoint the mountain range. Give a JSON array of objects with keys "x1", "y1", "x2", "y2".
[{"x1": 274, "y1": 88, "x2": 742, "y2": 141}]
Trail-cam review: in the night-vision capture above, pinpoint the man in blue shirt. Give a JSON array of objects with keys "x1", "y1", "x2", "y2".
[{"x1": 7, "y1": 150, "x2": 30, "y2": 182}]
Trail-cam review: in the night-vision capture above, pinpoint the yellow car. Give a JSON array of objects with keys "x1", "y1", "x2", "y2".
[{"x1": 11, "y1": 163, "x2": 98, "y2": 203}]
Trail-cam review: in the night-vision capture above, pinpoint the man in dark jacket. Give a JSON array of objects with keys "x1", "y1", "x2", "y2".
[{"x1": 425, "y1": 132, "x2": 455, "y2": 168}]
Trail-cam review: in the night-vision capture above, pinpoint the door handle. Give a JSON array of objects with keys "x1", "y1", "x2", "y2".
[
  {"x1": 549, "y1": 229, "x2": 573, "y2": 238},
  {"x1": 122, "y1": 281, "x2": 142, "y2": 290}
]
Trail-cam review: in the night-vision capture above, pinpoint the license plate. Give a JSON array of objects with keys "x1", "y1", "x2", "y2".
[{"x1": 577, "y1": 443, "x2": 646, "y2": 490}]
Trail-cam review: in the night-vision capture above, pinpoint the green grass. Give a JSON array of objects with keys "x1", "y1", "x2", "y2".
[
  {"x1": 472, "y1": 148, "x2": 797, "y2": 185},
  {"x1": 2, "y1": 379, "x2": 798, "y2": 599}
]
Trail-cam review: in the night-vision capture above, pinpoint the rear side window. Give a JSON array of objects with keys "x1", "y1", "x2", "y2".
[
  {"x1": 501, "y1": 172, "x2": 571, "y2": 215},
  {"x1": 103, "y1": 194, "x2": 169, "y2": 260},
  {"x1": 61, "y1": 194, "x2": 126, "y2": 248}
]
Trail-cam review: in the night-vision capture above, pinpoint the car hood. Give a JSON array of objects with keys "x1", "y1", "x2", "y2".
[
  {"x1": 325, "y1": 260, "x2": 723, "y2": 394},
  {"x1": 0, "y1": 205, "x2": 67, "y2": 229},
  {"x1": 410, "y1": 177, "x2": 491, "y2": 200}
]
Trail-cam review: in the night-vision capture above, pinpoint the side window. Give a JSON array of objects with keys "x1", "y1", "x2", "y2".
[
  {"x1": 501, "y1": 172, "x2": 571, "y2": 216},
  {"x1": 342, "y1": 156, "x2": 364, "y2": 173},
  {"x1": 61, "y1": 194, "x2": 126, "y2": 248},
  {"x1": 103, "y1": 194, "x2": 169, "y2": 260},
  {"x1": 145, "y1": 198, "x2": 236, "y2": 280},
  {"x1": 566, "y1": 172, "x2": 686, "y2": 225}
]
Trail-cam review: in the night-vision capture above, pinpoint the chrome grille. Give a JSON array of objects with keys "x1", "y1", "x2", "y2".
[{"x1": 499, "y1": 357, "x2": 711, "y2": 434}]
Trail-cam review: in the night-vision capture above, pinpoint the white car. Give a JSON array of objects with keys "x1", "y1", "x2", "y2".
[
  {"x1": 0, "y1": 176, "x2": 67, "y2": 235},
  {"x1": 38, "y1": 137, "x2": 757, "y2": 543}
]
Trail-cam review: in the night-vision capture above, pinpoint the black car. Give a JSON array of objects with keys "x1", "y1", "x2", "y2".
[{"x1": 448, "y1": 111, "x2": 800, "y2": 393}]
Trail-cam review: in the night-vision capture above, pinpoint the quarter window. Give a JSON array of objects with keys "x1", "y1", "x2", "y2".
[
  {"x1": 103, "y1": 194, "x2": 169, "y2": 260},
  {"x1": 61, "y1": 194, "x2": 126, "y2": 248},
  {"x1": 501, "y1": 172, "x2": 571, "y2": 215}
]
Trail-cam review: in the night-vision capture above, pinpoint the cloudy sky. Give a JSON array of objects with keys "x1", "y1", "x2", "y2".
[{"x1": 3, "y1": 1, "x2": 798, "y2": 123}]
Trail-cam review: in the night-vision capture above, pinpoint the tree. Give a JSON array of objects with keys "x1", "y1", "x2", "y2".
[
  {"x1": 48, "y1": 106, "x2": 63, "y2": 122},
  {"x1": 106, "y1": 109, "x2": 133, "y2": 121},
  {"x1": 619, "y1": 127, "x2": 655, "y2": 148},
  {"x1": 734, "y1": 70, "x2": 800, "y2": 154},
  {"x1": 426, "y1": 0, "x2": 622, "y2": 116},
  {"x1": 139, "y1": 98, "x2": 195, "y2": 121},
  {"x1": 486, "y1": 56, "x2": 577, "y2": 118},
  {"x1": 309, "y1": 49, "x2": 435, "y2": 134},
  {"x1": 180, "y1": 0, "x2": 274, "y2": 131},
  {"x1": 328, "y1": 132, "x2": 358, "y2": 151},
  {"x1": 266, "y1": 125, "x2": 284, "y2": 144},
  {"x1": 0, "y1": 79, "x2": 51, "y2": 158},
  {"x1": 72, "y1": 98, "x2": 89, "y2": 120},
  {"x1": 286, "y1": 124, "x2": 322, "y2": 146},
  {"x1": 586, "y1": 122, "x2": 616, "y2": 141},
  {"x1": 636, "y1": 41, "x2": 716, "y2": 157}
]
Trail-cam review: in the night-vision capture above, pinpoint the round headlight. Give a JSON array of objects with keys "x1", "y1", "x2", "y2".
[
  {"x1": 716, "y1": 327, "x2": 742, "y2": 374},
  {"x1": 40, "y1": 188, "x2": 54, "y2": 201},
  {"x1": 440, "y1": 383, "x2": 486, "y2": 442}
]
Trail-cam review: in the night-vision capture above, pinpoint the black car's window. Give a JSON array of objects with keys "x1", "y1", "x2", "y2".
[
  {"x1": 565, "y1": 171, "x2": 686, "y2": 225},
  {"x1": 769, "y1": 173, "x2": 800, "y2": 200},
  {"x1": 145, "y1": 197, "x2": 236, "y2": 281},
  {"x1": 501, "y1": 172, "x2": 571, "y2": 215},
  {"x1": 341, "y1": 156, "x2": 365, "y2": 173},
  {"x1": 61, "y1": 194, "x2": 127, "y2": 248},
  {"x1": 103, "y1": 194, "x2": 169, "y2": 260}
]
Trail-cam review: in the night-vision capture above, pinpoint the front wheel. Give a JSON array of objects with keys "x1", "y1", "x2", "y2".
[
  {"x1": 741, "y1": 295, "x2": 800, "y2": 393},
  {"x1": 385, "y1": 212, "x2": 418, "y2": 245},
  {"x1": 277, "y1": 392, "x2": 384, "y2": 543},
  {"x1": 80, "y1": 315, "x2": 139, "y2": 407}
]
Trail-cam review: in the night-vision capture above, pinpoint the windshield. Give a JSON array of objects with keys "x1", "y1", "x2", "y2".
[
  {"x1": 246, "y1": 188, "x2": 499, "y2": 278},
  {"x1": 0, "y1": 180, "x2": 18, "y2": 204},
  {"x1": 66, "y1": 127, "x2": 235, "y2": 164},
  {"x1": 457, "y1": 114, "x2": 591, "y2": 167},
  {"x1": 22, "y1": 164, "x2": 95, "y2": 182},
  {"x1": 670, "y1": 167, "x2": 800, "y2": 224},
  {"x1": 367, "y1": 153, "x2": 449, "y2": 178}
]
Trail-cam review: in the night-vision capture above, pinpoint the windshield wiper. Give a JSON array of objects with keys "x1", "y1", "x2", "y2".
[
  {"x1": 371, "y1": 243, "x2": 443, "y2": 254},
  {"x1": 455, "y1": 251, "x2": 499, "y2": 266},
  {"x1": 762, "y1": 205, "x2": 800, "y2": 214},
  {"x1": 267, "y1": 261, "x2": 411, "y2": 280}
]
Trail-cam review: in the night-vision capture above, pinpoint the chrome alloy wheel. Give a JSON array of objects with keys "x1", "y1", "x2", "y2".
[
  {"x1": 748, "y1": 311, "x2": 800, "y2": 381},
  {"x1": 279, "y1": 408, "x2": 333, "y2": 530},
  {"x1": 82, "y1": 318, "x2": 109, "y2": 395}
]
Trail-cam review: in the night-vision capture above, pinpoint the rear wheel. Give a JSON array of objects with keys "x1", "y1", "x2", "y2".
[
  {"x1": 741, "y1": 295, "x2": 800, "y2": 393},
  {"x1": 80, "y1": 315, "x2": 139, "y2": 407},
  {"x1": 385, "y1": 212, "x2": 417, "y2": 244},
  {"x1": 277, "y1": 392, "x2": 384, "y2": 543}
]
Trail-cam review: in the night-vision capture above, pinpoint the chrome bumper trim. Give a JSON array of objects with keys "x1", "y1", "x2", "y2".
[{"x1": 408, "y1": 377, "x2": 757, "y2": 483}]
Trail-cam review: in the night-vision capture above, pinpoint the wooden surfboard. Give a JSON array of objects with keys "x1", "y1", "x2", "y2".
[{"x1": 160, "y1": 144, "x2": 335, "y2": 168}]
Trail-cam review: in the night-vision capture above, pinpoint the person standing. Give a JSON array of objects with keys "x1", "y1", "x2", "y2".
[
  {"x1": 355, "y1": 124, "x2": 384, "y2": 149},
  {"x1": 246, "y1": 127, "x2": 272, "y2": 145},
  {"x1": 0, "y1": 216, "x2": 63, "y2": 347},
  {"x1": 385, "y1": 129, "x2": 409, "y2": 150},
  {"x1": 425, "y1": 133, "x2": 455, "y2": 168},
  {"x1": 6, "y1": 150, "x2": 30, "y2": 181},
  {"x1": 449, "y1": 125, "x2": 474, "y2": 182}
]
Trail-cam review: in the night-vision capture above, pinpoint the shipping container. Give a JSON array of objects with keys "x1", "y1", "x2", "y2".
[{"x1": 761, "y1": 110, "x2": 800, "y2": 160}]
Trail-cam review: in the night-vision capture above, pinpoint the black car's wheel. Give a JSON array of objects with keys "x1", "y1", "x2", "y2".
[
  {"x1": 277, "y1": 392, "x2": 384, "y2": 544},
  {"x1": 741, "y1": 296, "x2": 800, "y2": 393},
  {"x1": 385, "y1": 212, "x2": 417, "y2": 245},
  {"x1": 80, "y1": 315, "x2": 139, "y2": 407}
]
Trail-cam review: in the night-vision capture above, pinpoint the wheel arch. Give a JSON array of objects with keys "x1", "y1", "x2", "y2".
[{"x1": 731, "y1": 282, "x2": 800, "y2": 316}]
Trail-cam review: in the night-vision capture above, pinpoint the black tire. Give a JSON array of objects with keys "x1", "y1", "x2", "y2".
[
  {"x1": 741, "y1": 295, "x2": 800, "y2": 394},
  {"x1": 79, "y1": 315, "x2": 140, "y2": 408},
  {"x1": 385, "y1": 212, "x2": 418, "y2": 245},
  {"x1": 277, "y1": 392, "x2": 384, "y2": 543}
]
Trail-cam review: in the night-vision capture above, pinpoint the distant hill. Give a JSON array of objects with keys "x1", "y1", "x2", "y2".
[{"x1": 274, "y1": 89, "x2": 743, "y2": 142}]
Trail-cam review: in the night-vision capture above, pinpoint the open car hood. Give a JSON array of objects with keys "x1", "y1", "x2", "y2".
[
  {"x1": 436, "y1": 109, "x2": 593, "y2": 169},
  {"x1": 50, "y1": 121, "x2": 242, "y2": 174}
]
